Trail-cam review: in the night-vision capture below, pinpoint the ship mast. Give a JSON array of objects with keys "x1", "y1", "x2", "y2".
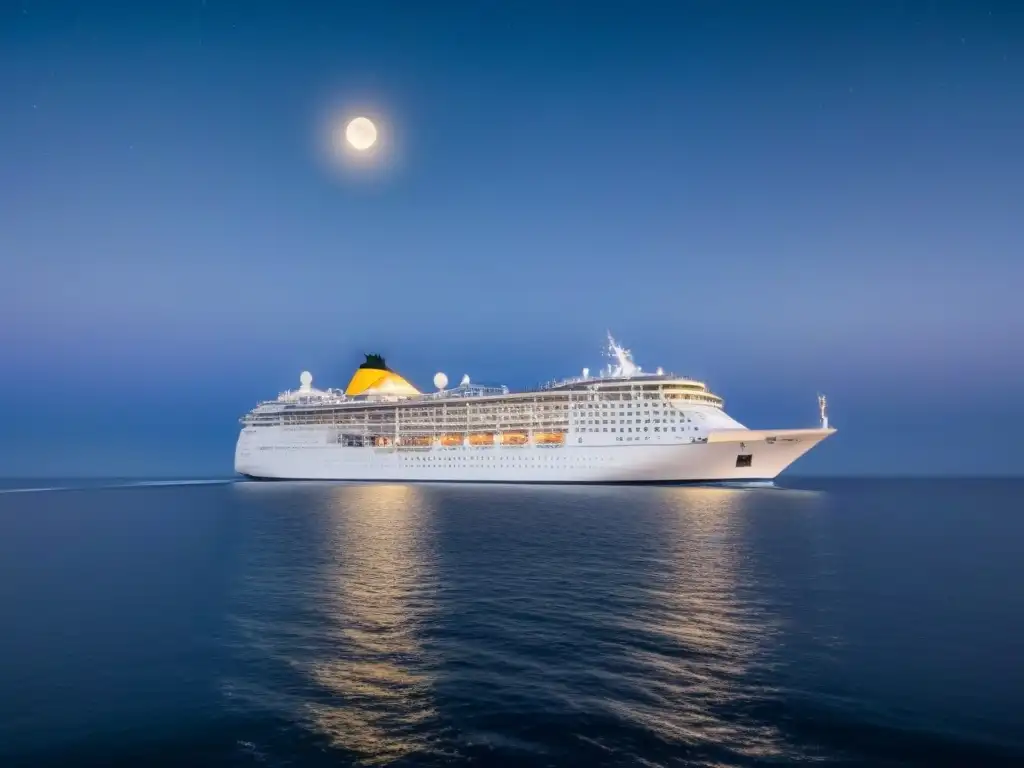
[
  {"x1": 818, "y1": 393, "x2": 829, "y2": 429},
  {"x1": 606, "y1": 331, "x2": 640, "y2": 378}
]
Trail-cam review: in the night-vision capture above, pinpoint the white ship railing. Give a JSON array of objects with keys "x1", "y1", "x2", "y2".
[
  {"x1": 420, "y1": 384, "x2": 510, "y2": 400},
  {"x1": 527, "y1": 371, "x2": 695, "y2": 392}
]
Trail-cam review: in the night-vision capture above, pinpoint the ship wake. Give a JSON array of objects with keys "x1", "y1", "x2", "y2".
[{"x1": 0, "y1": 479, "x2": 237, "y2": 495}]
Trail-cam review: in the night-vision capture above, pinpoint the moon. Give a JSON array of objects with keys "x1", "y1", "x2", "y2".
[{"x1": 345, "y1": 117, "x2": 378, "y2": 151}]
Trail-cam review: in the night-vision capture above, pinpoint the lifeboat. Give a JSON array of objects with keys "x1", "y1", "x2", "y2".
[
  {"x1": 373, "y1": 436, "x2": 393, "y2": 448},
  {"x1": 469, "y1": 432, "x2": 495, "y2": 446},
  {"x1": 397, "y1": 436, "x2": 432, "y2": 448},
  {"x1": 534, "y1": 431, "x2": 566, "y2": 446},
  {"x1": 440, "y1": 433, "x2": 465, "y2": 447},
  {"x1": 500, "y1": 432, "x2": 528, "y2": 446}
]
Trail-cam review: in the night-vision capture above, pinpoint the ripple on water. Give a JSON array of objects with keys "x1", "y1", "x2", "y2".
[
  {"x1": 3, "y1": 479, "x2": 1022, "y2": 766},
  {"x1": 218, "y1": 481, "x2": 1024, "y2": 767}
]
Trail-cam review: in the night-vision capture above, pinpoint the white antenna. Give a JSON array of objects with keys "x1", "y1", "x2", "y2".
[
  {"x1": 460, "y1": 374, "x2": 470, "y2": 387},
  {"x1": 582, "y1": 367, "x2": 590, "y2": 379},
  {"x1": 299, "y1": 371, "x2": 313, "y2": 391},
  {"x1": 818, "y1": 393, "x2": 829, "y2": 429}
]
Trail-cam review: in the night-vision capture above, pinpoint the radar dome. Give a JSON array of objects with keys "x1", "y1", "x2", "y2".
[
  {"x1": 433, "y1": 372, "x2": 448, "y2": 390},
  {"x1": 299, "y1": 371, "x2": 313, "y2": 388}
]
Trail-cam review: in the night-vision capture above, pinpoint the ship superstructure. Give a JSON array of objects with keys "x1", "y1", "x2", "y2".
[{"x1": 235, "y1": 334, "x2": 835, "y2": 483}]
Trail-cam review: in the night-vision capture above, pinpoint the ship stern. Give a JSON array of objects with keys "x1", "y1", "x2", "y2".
[{"x1": 234, "y1": 428, "x2": 256, "y2": 478}]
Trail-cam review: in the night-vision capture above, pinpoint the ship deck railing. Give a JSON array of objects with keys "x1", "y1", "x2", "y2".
[
  {"x1": 525, "y1": 371, "x2": 693, "y2": 392},
  {"x1": 249, "y1": 372, "x2": 714, "y2": 417}
]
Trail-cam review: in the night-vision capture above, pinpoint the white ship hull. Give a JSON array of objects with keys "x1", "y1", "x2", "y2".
[{"x1": 235, "y1": 425, "x2": 834, "y2": 484}]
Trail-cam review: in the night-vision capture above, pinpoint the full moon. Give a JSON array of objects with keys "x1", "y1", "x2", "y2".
[{"x1": 345, "y1": 116, "x2": 378, "y2": 151}]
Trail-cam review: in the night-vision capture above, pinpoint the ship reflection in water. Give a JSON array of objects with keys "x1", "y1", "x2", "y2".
[
  {"x1": 305, "y1": 484, "x2": 439, "y2": 760},
  {"x1": 225, "y1": 483, "x2": 792, "y2": 764},
  {"x1": 602, "y1": 487, "x2": 785, "y2": 760},
  {"x1": 226, "y1": 482, "x2": 440, "y2": 764},
  {"x1": 2, "y1": 480, "x2": 1017, "y2": 766}
]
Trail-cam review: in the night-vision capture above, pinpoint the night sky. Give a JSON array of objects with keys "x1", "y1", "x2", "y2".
[{"x1": 2, "y1": 1, "x2": 1021, "y2": 477}]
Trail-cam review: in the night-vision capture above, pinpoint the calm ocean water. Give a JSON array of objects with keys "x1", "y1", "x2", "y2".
[{"x1": 0, "y1": 478, "x2": 1021, "y2": 767}]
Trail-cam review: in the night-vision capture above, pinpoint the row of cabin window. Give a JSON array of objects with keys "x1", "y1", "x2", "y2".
[
  {"x1": 578, "y1": 402, "x2": 711, "y2": 411},
  {"x1": 580, "y1": 426, "x2": 691, "y2": 433},
  {"x1": 577, "y1": 403, "x2": 696, "y2": 415},
  {"x1": 579, "y1": 418, "x2": 694, "y2": 425},
  {"x1": 581, "y1": 413, "x2": 666, "y2": 419},
  {"x1": 402, "y1": 456, "x2": 601, "y2": 462}
]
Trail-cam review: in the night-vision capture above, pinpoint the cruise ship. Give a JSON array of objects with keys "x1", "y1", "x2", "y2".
[{"x1": 235, "y1": 334, "x2": 835, "y2": 484}]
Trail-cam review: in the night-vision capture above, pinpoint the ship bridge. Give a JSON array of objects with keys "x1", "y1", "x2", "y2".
[{"x1": 532, "y1": 334, "x2": 724, "y2": 408}]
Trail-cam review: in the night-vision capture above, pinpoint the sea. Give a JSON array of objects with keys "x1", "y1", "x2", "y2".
[{"x1": 0, "y1": 477, "x2": 1021, "y2": 767}]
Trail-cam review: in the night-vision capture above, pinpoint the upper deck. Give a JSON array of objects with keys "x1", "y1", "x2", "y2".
[{"x1": 243, "y1": 333, "x2": 724, "y2": 422}]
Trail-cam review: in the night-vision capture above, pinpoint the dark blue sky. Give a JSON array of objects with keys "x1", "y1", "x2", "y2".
[{"x1": 2, "y1": 1, "x2": 1021, "y2": 477}]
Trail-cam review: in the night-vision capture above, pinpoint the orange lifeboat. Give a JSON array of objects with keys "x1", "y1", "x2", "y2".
[
  {"x1": 440, "y1": 433, "x2": 465, "y2": 447},
  {"x1": 534, "y1": 431, "x2": 566, "y2": 446},
  {"x1": 469, "y1": 432, "x2": 495, "y2": 446},
  {"x1": 397, "y1": 436, "x2": 432, "y2": 448},
  {"x1": 500, "y1": 432, "x2": 528, "y2": 446}
]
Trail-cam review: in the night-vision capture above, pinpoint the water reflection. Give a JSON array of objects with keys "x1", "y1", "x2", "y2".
[
  {"x1": 307, "y1": 484, "x2": 438, "y2": 762},
  {"x1": 227, "y1": 483, "x2": 439, "y2": 765},
  {"x1": 227, "y1": 483, "x2": 797, "y2": 764},
  {"x1": 606, "y1": 487, "x2": 786, "y2": 761}
]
